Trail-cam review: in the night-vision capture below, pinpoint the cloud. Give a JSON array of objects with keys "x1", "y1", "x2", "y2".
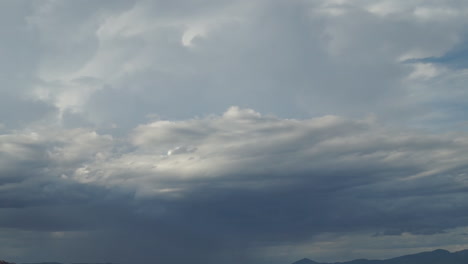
[
  {"x1": 1, "y1": 107, "x2": 468, "y2": 263},
  {"x1": 13, "y1": 0, "x2": 466, "y2": 131},
  {"x1": 3, "y1": 1, "x2": 468, "y2": 263},
  {"x1": 77, "y1": 106, "x2": 468, "y2": 193}
]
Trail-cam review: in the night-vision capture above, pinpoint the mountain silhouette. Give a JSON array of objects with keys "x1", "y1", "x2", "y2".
[
  {"x1": 3, "y1": 250, "x2": 468, "y2": 264},
  {"x1": 292, "y1": 249, "x2": 468, "y2": 264}
]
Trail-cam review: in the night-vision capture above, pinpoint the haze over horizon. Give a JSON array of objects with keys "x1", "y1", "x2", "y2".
[{"x1": 2, "y1": 1, "x2": 468, "y2": 264}]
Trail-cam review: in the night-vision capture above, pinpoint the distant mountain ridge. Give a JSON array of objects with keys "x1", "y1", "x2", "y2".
[
  {"x1": 292, "y1": 249, "x2": 468, "y2": 264},
  {"x1": 21, "y1": 263, "x2": 116, "y2": 264},
  {"x1": 2, "y1": 250, "x2": 467, "y2": 264},
  {"x1": 16, "y1": 262, "x2": 115, "y2": 264}
]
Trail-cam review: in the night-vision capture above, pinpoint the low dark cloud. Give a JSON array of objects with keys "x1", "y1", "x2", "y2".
[{"x1": 1, "y1": 108, "x2": 468, "y2": 263}]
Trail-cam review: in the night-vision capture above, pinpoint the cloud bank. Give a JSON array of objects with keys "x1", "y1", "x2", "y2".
[
  {"x1": 2, "y1": 107, "x2": 468, "y2": 263},
  {"x1": 3, "y1": 0, "x2": 468, "y2": 263}
]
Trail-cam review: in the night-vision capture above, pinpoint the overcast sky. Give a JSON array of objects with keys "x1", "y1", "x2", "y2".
[{"x1": 2, "y1": 0, "x2": 468, "y2": 264}]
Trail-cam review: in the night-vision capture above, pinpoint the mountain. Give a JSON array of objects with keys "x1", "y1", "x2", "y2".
[
  {"x1": 22, "y1": 263, "x2": 63, "y2": 264},
  {"x1": 20, "y1": 263, "x2": 116, "y2": 264},
  {"x1": 293, "y1": 259, "x2": 321, "y2": 264},
  {"x1": 2, "y1": 250, "x2": 467, "y2": 264},
  {"x1": 21, "y1": 263, "x2": 116, "y2": 264},
  {"x1": 292, "y1": 249, "x2": 468, "y2": 264},
  {"x1": 0, "y1": 261, "x2": 16, "y2": 264}
]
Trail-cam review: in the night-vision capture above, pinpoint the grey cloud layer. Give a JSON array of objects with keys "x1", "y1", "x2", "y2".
[
  {"x1": 2, "y1": 108, "x2": 468, "y2": 263},
  {"x1": 4, "y1": 0, "x2": 465, "y2": 130}
]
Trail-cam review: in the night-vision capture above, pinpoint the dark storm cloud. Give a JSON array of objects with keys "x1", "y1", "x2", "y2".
[
  {"x1": 115, "y1": 108, "x2": 468, "y2": 242},
  {"x1": 2, "y1": 108, "x2": 468, "y2": 263}
]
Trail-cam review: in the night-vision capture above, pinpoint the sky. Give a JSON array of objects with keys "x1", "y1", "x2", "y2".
[{"x1": 2, "y1": 0, "x2": 468, "y2": 263}]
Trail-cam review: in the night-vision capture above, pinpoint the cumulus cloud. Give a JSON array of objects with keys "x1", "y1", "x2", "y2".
[
  {"x1": 1, "y1": 107, "x2": 468, "y2": 263},
  {"x1": 73, "y1": 107, "x2": 468, "y2": 193}
]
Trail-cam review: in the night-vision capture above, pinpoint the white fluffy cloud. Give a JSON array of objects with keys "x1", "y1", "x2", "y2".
[{"x1": 60, "y1": 107, "x2": 468, "y2": 196}]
